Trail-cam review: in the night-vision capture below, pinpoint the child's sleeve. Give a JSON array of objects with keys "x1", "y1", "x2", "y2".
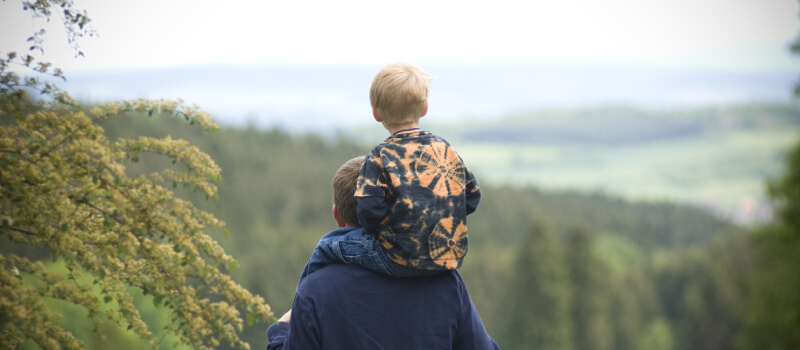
[
  {"x1": 355, "y1": 157, "x2": 388, "y2": 235},
  {"x1": 356, "y1": 196, "x2": 386, "y2": 234},
  {"x1": 464, "y1": 164, "x2": 481, "y2": 215}
]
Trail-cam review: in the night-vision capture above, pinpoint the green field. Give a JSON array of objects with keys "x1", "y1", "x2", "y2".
[{"x1": 433, "y1": 104, "x2": 800, "y2": 223}]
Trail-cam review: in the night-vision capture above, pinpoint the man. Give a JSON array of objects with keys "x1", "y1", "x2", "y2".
[{"x1": 267, "y1": 157, "x2": 500, "y2": 350}]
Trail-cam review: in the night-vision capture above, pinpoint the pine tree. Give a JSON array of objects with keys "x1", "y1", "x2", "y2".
[
  {"x1": 740, "y1": 136, "x2": 800, "y2": 349},
  {"x1": 565, "y1": 226, "x2": 612, "y2": 350},
  {"x1": 503, "y1": 219, "x2": 573, "y2": 350}
]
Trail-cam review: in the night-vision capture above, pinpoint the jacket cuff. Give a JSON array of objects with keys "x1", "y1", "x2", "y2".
[{"x1": 266, "y1": 322, "x2": 290, "y2": 350}]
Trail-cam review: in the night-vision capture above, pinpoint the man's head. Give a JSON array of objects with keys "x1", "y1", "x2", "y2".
[
  {"x1": 332, "y1": 156, "x2": 364, "y2": 227},
  {"x1": 370, "y1": 62, "x2": 432, "y2": 129}
]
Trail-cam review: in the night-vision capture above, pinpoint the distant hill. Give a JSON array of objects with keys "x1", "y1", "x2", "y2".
[
  {"x1": 425, "y1": 103, "x2": 800, "y2": 223},
  {"x1": 64, "y1": 64, "x2": 796, "y2": 131},
  {"x1": 454, "y1": 104, "x2": 800, "y2": 146},
  {"x1": 66, "y1": 64, "x2": 800, "y2": 222}
]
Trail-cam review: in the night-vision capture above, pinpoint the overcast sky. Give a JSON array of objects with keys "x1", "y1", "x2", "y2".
[{"x1": 2, "y1": 0, "x2": 799, "y2": 73}]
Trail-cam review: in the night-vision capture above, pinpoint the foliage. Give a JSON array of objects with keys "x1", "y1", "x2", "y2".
[
  {"x1": 565, "y1": 226, "x2": 613, "y2": 350},
  {"x1": 739, "y1": 137, "x2": 800, "y2": 349},
  {"x1": 0, "y1": 0, "x2": 95, "y2": 97},
  {"x1": 0, "y1": 94, "x2": 273, "y2": 350},
  {"x1": 502, "y1": 219, "x2": 573, "y2": 350},
  {"x1": 1, "y1": 1, "x2": 273, "y2": 349},
  {"x1": 738, "y1": 2, "x2": 800, "y2": 344},
  {"x1": 96, "y1": 114, "x2": 369, "y2": 334},
  {"x1": 766, "y1": 136, "x2": 800, "y2": 233},
  {"x1": 19, "y1": 260, "x2": 192, "y2": 350}
]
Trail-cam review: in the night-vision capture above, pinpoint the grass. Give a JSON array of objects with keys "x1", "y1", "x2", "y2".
[{"x1": 452, "y1": 126, "x2": 799, "y2": 221}]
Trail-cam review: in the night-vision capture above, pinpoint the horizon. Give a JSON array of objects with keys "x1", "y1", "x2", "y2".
[{"x1": 60, "y1": 63, "x2": 798, "y2": 132}]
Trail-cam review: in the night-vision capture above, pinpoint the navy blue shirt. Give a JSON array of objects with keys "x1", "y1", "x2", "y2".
[{"x1": 267, "y1": 264, "x2": 499, "y2": 350}]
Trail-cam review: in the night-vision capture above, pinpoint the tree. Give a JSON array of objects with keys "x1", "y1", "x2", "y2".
[
  {"x1": 503, "y1": 219, "x2": 573, "y2": 350},
  {"x1": 0, "y1": 1, "x2": 274, "y2": 349},
  {"x1": 564, "y1": 226, "x2": 612, "y2": 350},
  {"x1": 739, "y1": 136, "x2": 800, "y2": 349},
  {"x1": 0, "y1": 0, "x2": 92, "y2": 97},
  {"x1": 738, "y1": 4, "x2": 800, "y2": 346}
]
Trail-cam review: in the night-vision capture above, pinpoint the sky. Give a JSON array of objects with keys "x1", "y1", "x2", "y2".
[{"x1": 1, "y1": 0, "x2": 799, "y2": 73}]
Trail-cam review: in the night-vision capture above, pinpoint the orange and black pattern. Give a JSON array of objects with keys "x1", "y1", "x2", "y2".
[{"x1": 355, "y1": 131, "x2": 481, "y2": 270}]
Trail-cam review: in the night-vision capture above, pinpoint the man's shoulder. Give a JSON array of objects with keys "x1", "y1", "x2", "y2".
[
  {"x1": 301, "y1": 264, "x2": 463, "y2": 291},
  {"x1": 300, "y1": 264, "x2": 385, "y2": 288},
  {"x1": 311, "y1": 263, "x2": 462, "y2": 278}
]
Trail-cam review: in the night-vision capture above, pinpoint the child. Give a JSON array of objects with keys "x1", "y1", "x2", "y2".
[{"x1": 298, "y1": 63, "x2": 480, "y2": 285}]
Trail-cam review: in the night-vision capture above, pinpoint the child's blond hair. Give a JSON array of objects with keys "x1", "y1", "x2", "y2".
[{"x1": 370, "y1": 63, "x2": 433, "y2": 129}]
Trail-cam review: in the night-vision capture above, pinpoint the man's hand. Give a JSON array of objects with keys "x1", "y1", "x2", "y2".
[{"x1": 279, "y1": 309, "x2": 292, "y2": 323}]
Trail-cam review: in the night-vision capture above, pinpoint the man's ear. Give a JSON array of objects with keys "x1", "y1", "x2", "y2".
[
  {"x1": 332, "y1": 204, "x2": 347, "y2": 228},
  {"x1": 372, "y1": 107, "x2": 383, "y2": 122}
]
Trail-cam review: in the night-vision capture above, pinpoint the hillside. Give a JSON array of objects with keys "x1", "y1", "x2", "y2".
[
  {"x1": 90, "y1": 112, "x2": 751, "y2": 350},
  {"x1": 422, "y1": 103, "x2": 800, "y2": 223}
]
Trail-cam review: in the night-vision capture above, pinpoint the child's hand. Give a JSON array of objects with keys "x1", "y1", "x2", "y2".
[{"x1": 279, "y1": 309, "x2": 292, "y2": 323}]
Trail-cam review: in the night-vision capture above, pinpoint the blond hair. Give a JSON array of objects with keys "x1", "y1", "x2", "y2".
[
  {"x1": 332, "y1": 156, "x2": 364, "y2": 227},
  {"x1": 370, "y1": 62, "x2": 433, "y2": 129}
]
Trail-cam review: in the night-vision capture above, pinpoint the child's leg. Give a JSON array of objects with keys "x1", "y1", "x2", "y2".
[
  {"x1": 297, "y1": 229, "x2": 353, "y2": 289},
  {"x1": 297, "y1": 228, "x2": 392, "y2": 289},
  {"x1": 342, "y1": 233, "x2": 445, "y2": 278},
  {"x1": 334, "y1": 232, "x2": 393, "y2": 275},
  {"x1": 298, "y1": 228, "x2": 443, "y2": 290}
]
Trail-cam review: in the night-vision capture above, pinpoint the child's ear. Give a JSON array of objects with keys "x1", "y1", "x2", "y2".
[
  {"x1": 421, "y1": 100, "x2": 428, "y2": 118},
  {"x1": 372, "y1": 107, "x2": 383, "y2": 122}
]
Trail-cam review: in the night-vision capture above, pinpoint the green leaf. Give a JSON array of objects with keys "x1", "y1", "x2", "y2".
[
  {"x1": 104, "y1": 296, "x2": 113, "y2": 304},
  {"x1": 226, "y1": 260, "x2": 238, "y2": 274},
  {"x1": 247, "y1": 313, "x2": 255, "y2": 327}
]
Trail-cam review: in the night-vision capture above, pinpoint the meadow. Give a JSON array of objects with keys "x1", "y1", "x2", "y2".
[{"x1": 432, "y1": 103, "x2": 800, "y2": 223}]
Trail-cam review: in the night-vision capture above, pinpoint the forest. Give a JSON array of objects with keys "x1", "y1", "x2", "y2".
[
  {"x1": 2, "y1": 1, "x2": 798, "y2": 349},
  {"x1": 7, "y1": 109, "x2": 792, "y2": 350}
]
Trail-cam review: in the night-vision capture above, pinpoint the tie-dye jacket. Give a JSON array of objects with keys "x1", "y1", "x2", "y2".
[{"x1": 355, "y1": 130, "x2": 481, "y2": 270}]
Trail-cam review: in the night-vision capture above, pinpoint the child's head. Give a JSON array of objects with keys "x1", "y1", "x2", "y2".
[
  {"x1": 332, "y1": 156, "x2": 364, "y2": 227},
  {"x1": 370, "y1": 62, "x2": 433, "y2": 129}
]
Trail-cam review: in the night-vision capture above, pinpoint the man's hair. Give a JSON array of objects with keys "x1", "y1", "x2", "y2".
[
  {"x1": 333, "y1": 156, "x2": 364, "y2": 227},
  {"x1": 370, "y1": 62, "x2": 432, "y2": 129}
]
